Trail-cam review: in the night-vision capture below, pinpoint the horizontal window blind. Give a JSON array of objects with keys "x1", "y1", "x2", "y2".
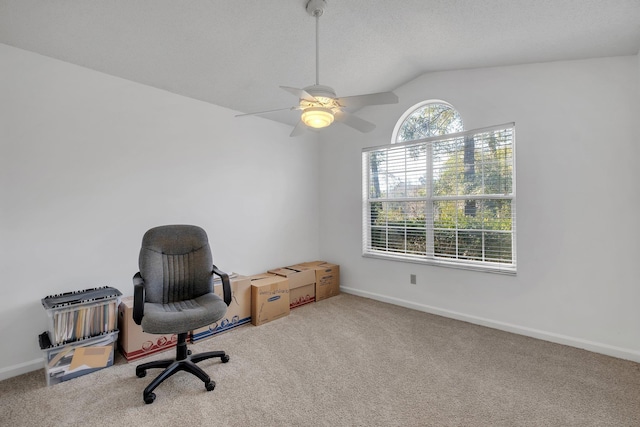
[{"x1": 362, "y1": 123, "x2": 516, "y2": 274}]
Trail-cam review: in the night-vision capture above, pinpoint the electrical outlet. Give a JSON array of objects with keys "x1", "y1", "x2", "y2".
[{"x1": 410, "y1": 274, "x2": 417, "y2": 285}]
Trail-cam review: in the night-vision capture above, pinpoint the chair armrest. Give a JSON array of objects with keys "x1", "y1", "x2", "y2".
[
  {"x1": 133, "y1": 272, "x2": 145, "y2": 325},
  {"x1": 212, "y1": 265, "x2": 232, "y2": 306}
]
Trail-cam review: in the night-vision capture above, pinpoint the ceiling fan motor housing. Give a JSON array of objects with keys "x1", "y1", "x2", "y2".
[{"x1": 304, "y1": 84, "x2": 336, "y2": 99}]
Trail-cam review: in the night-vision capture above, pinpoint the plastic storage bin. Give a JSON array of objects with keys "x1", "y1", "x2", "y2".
[
  {"x1": 41, "y1": 287, "x2": 122, "y2": 346},
  {"x1": 41, "y1": 331, "x2": 118, "y2": 386}
]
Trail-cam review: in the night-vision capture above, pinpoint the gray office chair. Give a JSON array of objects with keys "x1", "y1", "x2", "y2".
[{"x1": 132, "y1": 225, "x2": 231, "y2": 404}]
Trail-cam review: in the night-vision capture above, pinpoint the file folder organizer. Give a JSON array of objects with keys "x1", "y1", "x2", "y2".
[
  {"x1": 41, "y1": 286, "x2": 122, "y2": 346},
  {"x1": 39, "y1": 331, "x2": 118, "y2": 386}
]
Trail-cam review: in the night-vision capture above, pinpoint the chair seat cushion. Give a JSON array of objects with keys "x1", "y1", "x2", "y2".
[{"x1": 141, "y1": 293, "x2": 227, "y2": 334}]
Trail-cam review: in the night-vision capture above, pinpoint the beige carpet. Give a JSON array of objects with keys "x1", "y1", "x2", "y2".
[{"x1": 1, "y1": 293, "x2": 639, "y2": 426}]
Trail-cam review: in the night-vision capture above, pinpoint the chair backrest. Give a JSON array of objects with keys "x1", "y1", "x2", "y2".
[{"x1": 139, "y1": 225, "x2": 214, "y2": 304}]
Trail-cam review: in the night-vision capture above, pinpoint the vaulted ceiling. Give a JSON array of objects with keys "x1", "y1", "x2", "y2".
[{"x1": 1, "y1": 0, "x2": 639, "y2": 127}]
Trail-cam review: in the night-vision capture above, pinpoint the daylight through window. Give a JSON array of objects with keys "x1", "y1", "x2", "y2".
[{"x1": 362, "y1": 102, "x2": 516, "y2": 274}]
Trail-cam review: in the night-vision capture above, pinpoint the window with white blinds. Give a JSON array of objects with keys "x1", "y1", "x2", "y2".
[{"x1": 362, "y1": 123, "x2": 516, "y2": 274}]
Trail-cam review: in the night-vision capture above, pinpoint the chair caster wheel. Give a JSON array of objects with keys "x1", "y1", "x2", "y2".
[
  {"x1": 144, "y1": 393, "x2": 156, "y2": 404},
  {"x1": 188, "y1": 350, "x2": 192, "y2": 355},
  {"x1": 136, "y1": 369, "x2": 147, "y2": 378},
  {"x1": 221, "y1": 354, "x2": 230, "y2": 363},
  {"x1": 205, "y1": 381, "x2": 216, "y2": 391}
]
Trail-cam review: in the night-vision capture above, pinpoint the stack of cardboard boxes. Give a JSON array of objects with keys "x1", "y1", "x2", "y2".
[
  {"x1": 267, "y1": 267, "x2": 315, "y2": 308},
  {"x1": 288, "y1": 261, "x2": 340, "y2": 302},
  {"x1": 117, "y1": 261, "x2": 340, "y2": 361}
]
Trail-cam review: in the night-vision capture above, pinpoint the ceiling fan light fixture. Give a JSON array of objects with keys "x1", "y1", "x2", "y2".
[
  {"x1": 301, "y1": 106, "x2": 334, "y2": 128},
  {"x1": 236, "y1": 0, "x2": 397, "y2": 136}
]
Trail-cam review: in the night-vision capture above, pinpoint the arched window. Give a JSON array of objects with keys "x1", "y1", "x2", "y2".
[
  {"x1": 363, "y1": 101, "x2": 516, "y2": 274},
  {"x1": 393, "y1": 101, "x2": 463, "y2": 143}
]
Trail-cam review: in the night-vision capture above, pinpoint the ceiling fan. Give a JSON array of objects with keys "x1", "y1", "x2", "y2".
[{"x1": 236, "y1": 0, "x2": 399, "y2": 137}]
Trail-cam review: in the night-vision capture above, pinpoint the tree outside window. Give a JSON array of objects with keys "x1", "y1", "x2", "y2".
[{"x1": 364, "y1": 101, "x2": 515, "y2": 273}]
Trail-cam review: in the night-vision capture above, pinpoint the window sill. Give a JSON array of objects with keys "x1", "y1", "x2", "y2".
[{"x1": 362, "y1": 252, "x2": 517, "y2": 275}]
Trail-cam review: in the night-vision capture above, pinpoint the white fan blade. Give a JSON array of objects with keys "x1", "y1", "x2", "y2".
[
  {"x1": 290, "y1": 120, "x2": 307, "y2": 137},
  {"x1": 280, "y1": 86, "x2": 316, "y2": 102},
  {"x1": 334, "y1": 110, "x2": 376, "y2": 133},
  {"x1": 336, "y1": 91, "x2": 398, "y2": 109},
  {"x1": 235, "y1": 107, "x2": 297, "y2": 117}
]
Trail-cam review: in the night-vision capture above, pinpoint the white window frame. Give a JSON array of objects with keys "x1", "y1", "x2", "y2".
[{"x1": 362, "y1": 122, "x2": 517, "y2": 275}]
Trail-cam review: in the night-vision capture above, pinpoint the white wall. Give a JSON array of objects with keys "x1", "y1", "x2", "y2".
[
  {"x1": 1, "y1": 45, "x2": 638, "y2": 381},
  {"x1": 0, "y1": 44, "x2": 320, "y2": 379},
  {"x1": 318, "y1": 56, "x2": 640, "y2": 361}
]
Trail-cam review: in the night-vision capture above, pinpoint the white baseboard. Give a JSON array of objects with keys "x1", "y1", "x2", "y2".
[
  {"x1": 341, "y1": 286, "x2": 640, "y2": 363},
  {"x1": 0, "y1": 358, "x2": 43, "y2": 382}
]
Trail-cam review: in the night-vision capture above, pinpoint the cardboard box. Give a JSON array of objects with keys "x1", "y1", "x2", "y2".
[
  {"x1": 250, "y1": 274, "x2": 290, "y2": 326},
  {"x1": 42, "y1": 331, "x2": 118, "y2": 386},
  {"x1": 191, "y1": 274, "x2": 252, "y2": 342},
  {"x1": 117, "y1": 296, "x2": 178, "y2": 361},
  {"x1": 290, "y1": 261, "x2": 340, "y2": 301},
  {"x1": 268, "y1": 267, "x2": 315, "y2": 309}
]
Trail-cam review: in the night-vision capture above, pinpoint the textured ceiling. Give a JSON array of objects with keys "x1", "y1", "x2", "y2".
[{"x1": 1, "y1": 0, "x2": 639, "y2": 127}]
